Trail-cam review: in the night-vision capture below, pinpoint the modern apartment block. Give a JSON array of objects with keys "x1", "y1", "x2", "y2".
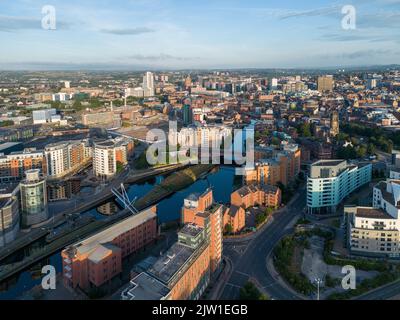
[
  {"x1": 345, "y1": 179, "x2": 400, "y2": 258},
  {"x1": 0, "y1": 149, "x2": 47, "y2": 183},
  {"x1": 121, "y1": 223, "x2": 211, "y2": 300},
  {"x1": 61, "y1": 206, "x2": 158, "y2": 291},
  {"x1": 93, "y1": 138, "x2": 134, "y2": 179},
  {"x1": 181, "y1": 189, "x2": 223, "y2": 273},
  {"x1": 0, "y1": 183, "x2": 20, "y2": 247},
  {"x1": 307, "y1": 160, "x2": 372, "y2": 214},
  {"x1": 45, "y1": 140, "x2": 92, "y2": 178},
  {"x1": 244, "y1": 144, "x2": 301, "y2": 187}
]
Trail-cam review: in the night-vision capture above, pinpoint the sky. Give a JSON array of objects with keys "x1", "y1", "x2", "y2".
[{"x1": 0, "y1": 0, "x2": 400, "y2": 70}]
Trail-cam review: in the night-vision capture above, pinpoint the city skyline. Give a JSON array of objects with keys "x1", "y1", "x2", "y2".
[{"x1": 1, "y1": 0, "x2": 400, "y2": 70}]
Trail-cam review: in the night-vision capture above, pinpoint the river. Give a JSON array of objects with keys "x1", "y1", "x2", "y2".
[{"x1": 0, "y1": 166, "x2": 238, "y2": 299}]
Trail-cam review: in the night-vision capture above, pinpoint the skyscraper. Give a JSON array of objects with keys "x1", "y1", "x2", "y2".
[
  {"x1": 182, "y1": 104, "x2": 193, "y2": 126},
  {"x1": 143, "y1": 71, "x2": 155, "y2": 97}
]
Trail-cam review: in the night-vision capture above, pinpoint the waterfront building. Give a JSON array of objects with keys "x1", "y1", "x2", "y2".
[
  {"x1": 245, "y1": 144, "x2": 301, "y2": 187},
  {"x1": 121, "y1": 223, "x2": 211, "y2": 300},
  {"x1": 93, "y1": 138, "x2": 134, "y2": 179},
  {"x1": 0, "y1": 149, "x2": 47, "y2": 183},
  {"x1": 0, "y1": 183, "x2": 20, "y2": 247},
  {"x1": 307, "y1": 160, "x2": 372, "y2": 214},
  {"x1": 61, "y1": 206, "x2": 158, "y2": 291},
  {"x1": 181, "y1": 189, "x2": 223, "y2": 273},
  {"x1": 45, "y1": 140, "x2": 91, "y2": 178},
  {"x1": 19, "y1": 169, "x2": 48, "y2": 228}
]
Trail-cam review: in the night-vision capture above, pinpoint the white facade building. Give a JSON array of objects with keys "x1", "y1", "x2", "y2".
[{"x1": 307, "y1": 160, "x2": 372, "y2": 214}]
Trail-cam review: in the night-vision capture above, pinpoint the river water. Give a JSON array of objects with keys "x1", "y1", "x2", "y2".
[{"x1": 0, "y1": 166, "x2": 238, "y2": 299}]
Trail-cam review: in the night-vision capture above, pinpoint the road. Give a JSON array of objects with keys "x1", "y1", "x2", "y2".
[
  {"x1": 220, "y1": 187, "x2": 307, "y2": 300},
  {"x1": 355, "y1": 279, "x2": 400, "y2": 300}
]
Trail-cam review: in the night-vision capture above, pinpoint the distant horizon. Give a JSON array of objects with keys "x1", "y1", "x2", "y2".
[{"x1": 0, "y1": 63, "x2": 399, "y2": 73}]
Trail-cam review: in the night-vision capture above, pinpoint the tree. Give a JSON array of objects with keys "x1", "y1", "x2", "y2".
[
  {"x1": 116, "y1": 161, "x2": 125, "y2": 173},
  {"x1": 224, "y1": 224, "x2": 233, "y2": 235},
  {"x1": 297, "y1": 123, "x2": 312, "y2": 137},
  {"x1": 239, "y1": 282, "x2": 268, "y2": 300}
]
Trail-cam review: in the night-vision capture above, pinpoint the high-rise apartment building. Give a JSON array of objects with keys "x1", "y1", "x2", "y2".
[
  {"x1": 93, "y1": 138, "x2": 134, "y2": 179},
  {"x1": 181, "y1": 189, "x2": 223, "y2": 273},
  {"x1": 143, "y1": 71, "x2": 155, "y2": 97},
  {"x1": 45, "y1": 140, "x2": 91, "y2": 178},
  {"x1": 307, "y1": 160, "x2": 372, "y2": 214}
]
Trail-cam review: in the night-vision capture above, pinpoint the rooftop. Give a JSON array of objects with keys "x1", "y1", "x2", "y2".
[
  {"x1": 356, "y1": 207, "x2": 394, "y2": 220},
  {"x1": 121, "y1": 272, "x2": 170, "y2": 300},
  {"x1": 69, "y1": 207, "x2": 156, "y2": 257}
]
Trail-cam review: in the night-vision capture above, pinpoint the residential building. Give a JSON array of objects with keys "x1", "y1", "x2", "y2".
[
  {"x1": 121, "y1": 223, "x2": 210, "y2": 300},
  {"x1": 181, "y1": 189, "x2": 223, "y2": 273},
  {"x1": 307, "y1": 160, "x2": 372, "y2": 214},
  {"x1": 45, "y1": 140, "x2": 91, "y2": 178},
  {"x1": 61, "y1": 206, "x2": 158, "y2": 291},
  {"x1": 345, "y1": 178, "x2": 400, "y2": 258},
  {"x1": 93, "y1": 138, "x2": 134, "y2": 179},
  {"x1": 0, "y1": 149, "x2": 47, "y2": 183}
]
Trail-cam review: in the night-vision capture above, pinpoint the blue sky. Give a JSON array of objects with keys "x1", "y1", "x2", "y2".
[{"x1": 0, "y1": 0, "x2": 399, "y2": 69}]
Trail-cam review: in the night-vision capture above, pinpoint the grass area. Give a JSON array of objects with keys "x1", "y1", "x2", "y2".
[{"x1": 135, "y1": 164, "x2": 215, "y2": 210}]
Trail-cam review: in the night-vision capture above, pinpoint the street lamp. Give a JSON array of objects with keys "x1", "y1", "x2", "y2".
[{"x1": 315, "y1": 278, "x2": 322, "y2": 301}]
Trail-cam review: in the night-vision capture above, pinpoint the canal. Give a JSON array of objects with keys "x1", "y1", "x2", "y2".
[{"x1": 0, "y1": 166, "x2": 238, "y2": 299}]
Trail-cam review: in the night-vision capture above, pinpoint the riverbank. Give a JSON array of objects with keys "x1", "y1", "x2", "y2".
[{"x1": 134, "y1": 164, "x2": 216, "y2": 210}]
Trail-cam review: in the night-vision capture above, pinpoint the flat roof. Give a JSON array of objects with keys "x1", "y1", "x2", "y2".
[
  {"x1": 356, "y1": 207, "x2": 394, "y2": 220},
  {"x1": 179, "y1": 223, "x2": 203, "y2": 237},
  {"x1": 147, "y1": 242, "x2": 196, "y2": 285},
  {"x1": 122, "y1": 272, "x2": 170, "y2": 300},
  {"x1": 73, "y1": 207, "x2": 156, "y2": 257},
  {"x1": 312, "y1": 160, "x2": 345, "y2": 167}
]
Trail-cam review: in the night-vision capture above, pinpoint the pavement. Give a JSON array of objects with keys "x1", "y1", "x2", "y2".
[{"x1": 219, "y1": 187, "x2": 307, "y2": 300}]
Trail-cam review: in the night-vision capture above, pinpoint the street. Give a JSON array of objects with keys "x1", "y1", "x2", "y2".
[{"x1": 220, "y1": 188, "x2": 307, "y2": 300}]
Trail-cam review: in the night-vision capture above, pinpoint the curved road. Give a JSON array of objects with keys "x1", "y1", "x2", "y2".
[{"x1": 220, "y1": 188, "x2": 307, "y2": 300}]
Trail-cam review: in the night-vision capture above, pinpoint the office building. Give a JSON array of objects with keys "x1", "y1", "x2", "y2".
[
  {"x1": 318, "y1": 75, "x2": 334, "y2": 92},
  {"x1": 62, "y1": 206, "x2": 158, "y2": 291},
  {"x1": 19, "y1": 169, "x2": 48, "y2": 228},
  {"x1": 32, "y1": 109, "x2": 57, "y2": 124},
  {"x1": 307, "y1": 160, "x2": 372, "y2": 214}
]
